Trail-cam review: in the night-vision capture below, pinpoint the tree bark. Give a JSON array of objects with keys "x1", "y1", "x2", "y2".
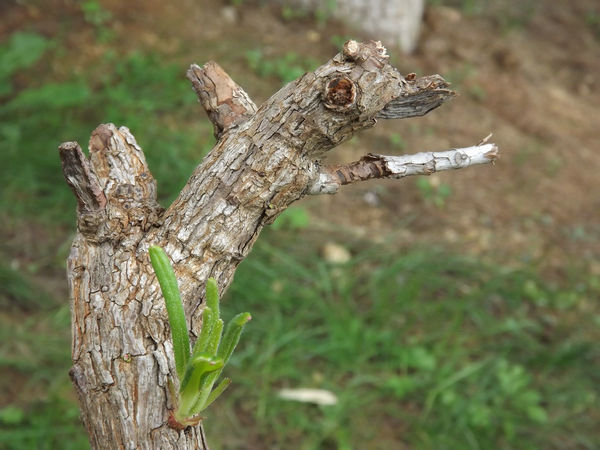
[{"x1": 59, "y1": 40, "x2": 497, "y2": 449}]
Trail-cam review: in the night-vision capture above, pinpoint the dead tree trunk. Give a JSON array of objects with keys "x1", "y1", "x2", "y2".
[{"x1": 59, "y1": 40, "x2": 498, "y2": 449}]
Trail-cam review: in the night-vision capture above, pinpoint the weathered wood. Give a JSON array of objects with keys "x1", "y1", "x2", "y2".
[
  {"x1": 187, "y1": 62, "x2": 257, "y2": 139},
  {"x1": 308, "y1": 140, "x2": 499, "y2": 195},
  {"x1": 60, "y1": 40, "x2": 497, "y2": 449}
]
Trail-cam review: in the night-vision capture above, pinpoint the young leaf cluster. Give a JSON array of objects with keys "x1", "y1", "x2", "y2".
[{"x1": 149, "y1": 246, "x2": 251, "y2": 428}]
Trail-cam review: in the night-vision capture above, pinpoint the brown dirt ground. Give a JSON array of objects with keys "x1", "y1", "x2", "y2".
[{"x1": 2, "y1": 0, "x2": 599, "y2": 279}]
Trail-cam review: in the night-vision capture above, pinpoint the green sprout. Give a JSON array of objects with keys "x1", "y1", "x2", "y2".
[{"x1": 149, "y1": 245, "x2": 251, "y2": 429}]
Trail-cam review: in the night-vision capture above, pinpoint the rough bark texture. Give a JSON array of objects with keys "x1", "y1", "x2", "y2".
[{"x1": 60, "y1": 41, "x2": 497, "y2": 449}]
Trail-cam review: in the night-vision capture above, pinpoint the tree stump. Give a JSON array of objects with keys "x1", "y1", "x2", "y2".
[{"x1": 59, "y1": 40, "x2": 497, "y2": 449}]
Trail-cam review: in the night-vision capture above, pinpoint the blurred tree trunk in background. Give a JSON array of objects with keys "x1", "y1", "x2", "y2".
[{"x1": 280, "y1": 0, "x2": 425, "y2": 53}]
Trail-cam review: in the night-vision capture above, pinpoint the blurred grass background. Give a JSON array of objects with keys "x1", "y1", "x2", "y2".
[{"x1": 0, "y1": 0, "x2": 599, "y2": 449}]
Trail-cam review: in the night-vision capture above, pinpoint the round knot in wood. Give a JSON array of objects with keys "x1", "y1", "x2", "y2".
[{"x1": 324, "y1": 77, "x2": 357, "y2": 112}]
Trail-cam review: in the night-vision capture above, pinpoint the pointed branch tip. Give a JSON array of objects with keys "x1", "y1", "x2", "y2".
[
  {"x1": 309, "y1": 142, "x2": 499, "y2": 195},
  {"x1": 187, "y1": 61, "x2": 257, "y2": 139},
  {"x1": 58, "y1": 141, "x2": 106, "y2": 211}
]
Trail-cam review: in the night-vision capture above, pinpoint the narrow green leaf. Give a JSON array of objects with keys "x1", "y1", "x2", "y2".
[
  {"x1": 178, "y1": 355, "x2": 224, "y2": 416},
  {"x1": 180, "y1": 354, "x2": 224, "y2": 394},
  {"x1": 205, "y1": 278, "x2": 220, "y2": 318},
  {"x1": 179, "y1": 364, "x2": 194, "y2": 394},
  {"x1": 188, "y1": 313, "x2": 250, "y2": 415},
  {"x1": 191, "y1": 307, "x2": 213, "y2": 358},
  {"x1": 149, "y1": 245, "x2": 190, "y2": 380},
  {"x1": 202, "y1": 378, "x2": 232, "y2": 411},
  {"x1": 205, "y1": 318, "x2": 224, "y2": 356},
  {"x1": 217, "y1": 312, "x2": 251, "y2": 364},
  {"x1": 190, "y1": 370, "x2": 220, "y2": 415}
]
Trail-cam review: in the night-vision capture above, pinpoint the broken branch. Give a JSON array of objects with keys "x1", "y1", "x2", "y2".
[
  {"x1": 58, "y1": 141, "x2": 106, "y2": 212},
  {"x1": 187, "y1": 62, "x2": 257, "y2": 139},
  {"x1": 308, "y1": 141, "x2": 498, "y2": 195},
  {"x1": 377, "y1": 74, "x2": 455, "y2": 119}
]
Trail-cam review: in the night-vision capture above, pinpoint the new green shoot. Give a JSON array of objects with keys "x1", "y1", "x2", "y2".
[{"x1": 149, "y1": 246, "x2": 251, "y2": 428}]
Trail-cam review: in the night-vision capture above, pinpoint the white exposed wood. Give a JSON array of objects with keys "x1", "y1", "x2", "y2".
[
  {"x1": 59, "y1": 40, "x2": 498, "y2": 449},
  {"x1": 308, "y1": 142, "x2": 499, "y2": 195}
]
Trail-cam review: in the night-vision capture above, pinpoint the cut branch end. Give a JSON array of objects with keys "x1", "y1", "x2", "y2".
[{"x1": 58, "y1": 141, "x2": 106, "y2": 212}]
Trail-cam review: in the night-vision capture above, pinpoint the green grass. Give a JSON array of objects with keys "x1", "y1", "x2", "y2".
[
  {"x1": 2, "y1": 238, "x2": 597, "y2": 449},
  {"x1": 0, "y1": 31, "x2": 214, "y2": 225},
  {"x1": 200, "y1": 236, "x2": 598, "y2": 449},
  {"x1": 0, "y1": 306, "x2": 88, "y2": 449},
  {"x1": 0, "y1": 262, "x2": 54, "y2": 311},
  {"x1": 245, "y1": 49, "x2": 318, "y2": 84}
]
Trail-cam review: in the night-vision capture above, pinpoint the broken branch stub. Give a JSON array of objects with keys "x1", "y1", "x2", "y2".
[
  {"x1": 308, "y1": 141, "x2": 499, "y2": 195},
  {"x1": 58, "y1": 40, "x2": 498, "y2": 449},
  {"x1": 187, "y1": 62, "x2": 257, "y2": 139}
]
